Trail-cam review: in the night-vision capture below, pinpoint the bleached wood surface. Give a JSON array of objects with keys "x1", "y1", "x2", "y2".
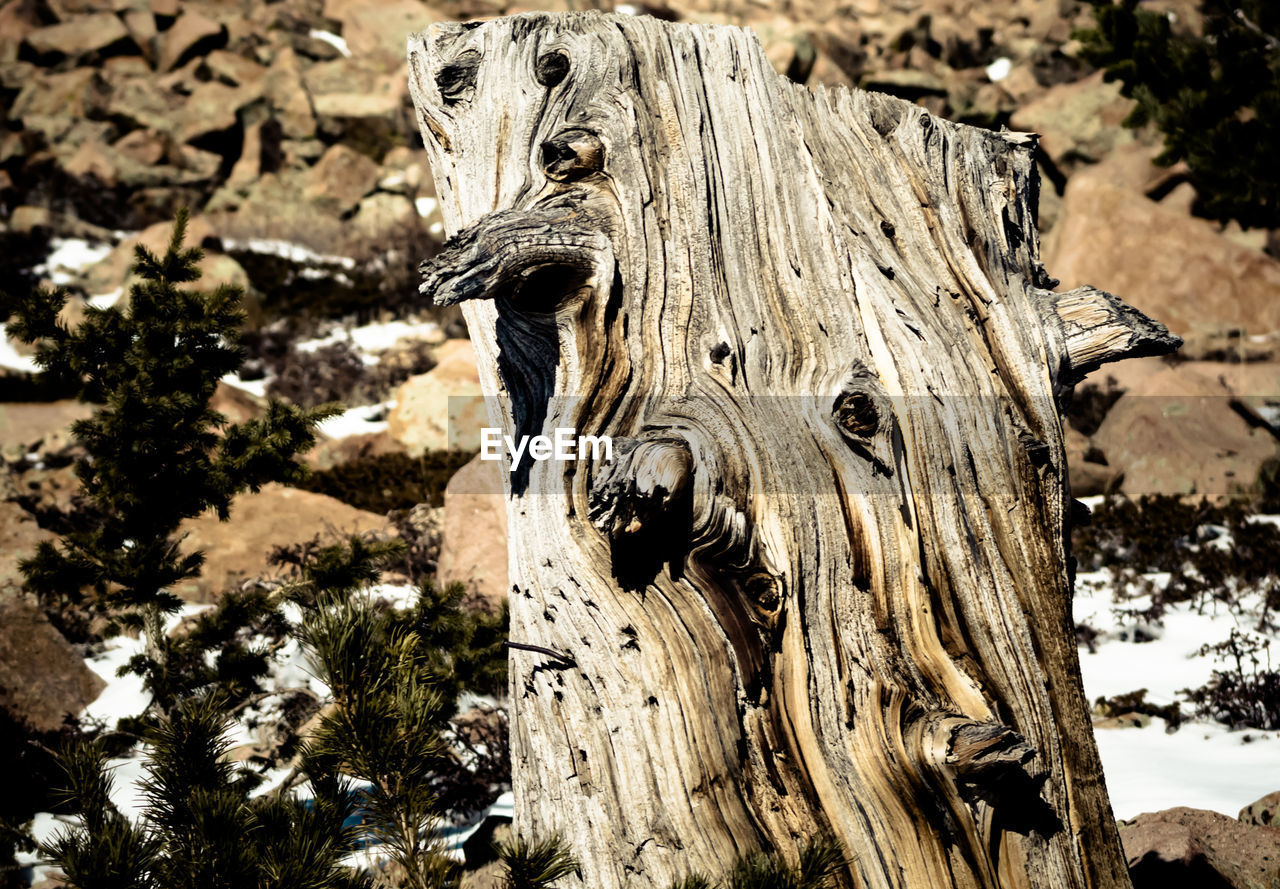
[{"x1": 409, "y1": 13, "x2": 1178, "y2": 889}]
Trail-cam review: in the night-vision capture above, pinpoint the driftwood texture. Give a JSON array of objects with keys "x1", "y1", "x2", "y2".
[{"x1": 408, "y1": 13, "x2": 1179, "y2": 889}]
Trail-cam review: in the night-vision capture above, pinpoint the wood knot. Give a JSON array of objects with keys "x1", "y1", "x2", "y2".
[
  {"x1": 833, "y1": 390, "x2": 881, "y2": 441},
  {"x1": 745, "y1": 572, "x2": 781, "y2": 613},
  {"x1": 535, "y1": 50, "x2": 570, "y2": 87},
  {"x1": 542, "y1": 129, "x2": 604, "y2": 182},
  {"x1": 436, "y1": 50, "x2": 480, "y2": 105}
]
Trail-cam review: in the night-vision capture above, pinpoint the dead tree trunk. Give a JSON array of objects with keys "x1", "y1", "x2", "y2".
[{"x1": 408, "y1": 14, "x2": 1178, "y2": 889}]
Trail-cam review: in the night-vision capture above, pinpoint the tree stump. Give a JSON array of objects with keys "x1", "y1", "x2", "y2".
[{"x1": 408, "y1": 13, "x2": 1179, "y2": 889}]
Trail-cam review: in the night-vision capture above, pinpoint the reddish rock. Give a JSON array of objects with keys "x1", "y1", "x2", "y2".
[
  {"x1": 1010, "y1": 71, "x2": 1137, "y2": 168},
  {"x1": 1044, "y1": 173, "x2": 1280, "y2": 338},
  {"x1": 336, "y1": 0, "x2": 443, "y2": 72},
  {"x1": 302, "y1": 143, "x2": 380, "y2": 215},
  {"x1": 0, "y1": 501, "x2": 55, "y2": 598},
  {"x1": 62, "y1": 139, "x2": 118, "y2": 184},
  {"x1": 1091, "y1": 360, "x2": 1280, "y2": 497},
  {"x1": 210, "y1": 381, "x2": 268, "y2": 427},
  {"x1": 1119, "y1": 807, "x2": 1280, "y2": 889},
  {"x1": 175, "y1": 482, "x2": 396, "y2": 602},
  {"x1": 0, "y1": 400, "x2": 93, "y2": 455},
  {"x1": 438, "y1": 455, "x2": 507, "y2": 612},
  {"x1": 157, "y1": 9, "x2": 225, "y2": 72},
  {"x1": 386, "y1": 339, "x2": 485, "y2": 455},
  {"x1": 22, "y1": 12, "x2": 135, "y2": 62},
  {"x1": 261, "y1": 46, "x2": 315, "y2": 140},
  {"x1": 0, "y1": 598, "x2": 105, "y2": 732}
]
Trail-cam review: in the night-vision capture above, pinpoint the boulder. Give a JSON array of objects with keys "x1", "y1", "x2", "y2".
[
  {"x1": 260, "y1": 46, "x2": 315, "y2": 140},
  {"x1": 438, "y1": 455, "x2": 507, "y2": 612},
  {"x1": 209, "y1": 381, "x2": 267, "y2": 426},
  {"x1": 175, "y1": 482, "x2": 396, "y2": 602},
  {"x1": 1009, "y1": 71, "x2": 1136, "y2": 168},
  {"x1": 0, "y1": 400, "x2": 93, "y2": 457},
  {"x1": 1240, "y1": 791, "x2": 1280, "y2": 830},
  {"x1": 1044, "y1": 173, "x2": 1280, "y2": 338},
  {"x1": 335, "y1": 0, "x2": 442, "y2": 72},
  {"x1": 22, "y1": 12, "x2": 136, "y2": 63},
  {"x1": 202, "y1": 48, "x2": 265, "y2": 88},
  {"x1": 0, "y1": 501, "x2": 55, "y2": 598},
  {"x1": 386, "y1": 339, "x2": 485, "y2": 455},
  {"x1": 301, "y1": 143, "x2": 380, "y2": 216},
  {"x1": 1091, "y1": 360, "x2": 1280, "y2": 497},
  {"x1": 157, "y1": 9, "x2": 225, "y2": 72},
  {"x1": 0, "y1": 598, "x2": 105, "y2": 732},
  {"x1": 1119, "y1": 807, "x2": 1280, "y2": 889},
  {"x1": 1064, "y1": 425, "x2": 1120, "y2": 497},
  {"x1": 174, "y1": 80, "x2": 255, "y2": 144}
]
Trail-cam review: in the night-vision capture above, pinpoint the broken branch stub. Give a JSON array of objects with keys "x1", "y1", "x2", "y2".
[{"x1": 409, "y1": 13, "x2": 1178, "y2": 889}]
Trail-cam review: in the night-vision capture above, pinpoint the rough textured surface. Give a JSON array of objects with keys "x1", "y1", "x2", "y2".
[
  {"x1": 1091, "y1": 361, "x2": 1280, "y2": 497},
  {"x1": 0, "y1": 500, "x2": 55, "y2": 598},
  {"x1": 1119, "y1": 807, "x2": 1280, "y2": 889},
  {"x1": 1044, "y1": 173, "x2": 1280, "y2": 338},
  {"x1": 175, "y1": 482, "x2": 395, "y2": 601},
  {"x1": 438, "y1": 454, "x2": 507, "y2": 610},
  {"x1": 386, "y1": 338, "x2": 484, "y2": 454},
  {"x1": 1240, "y1": 792, "x2": 1280, "y2": 830},
  {"x1": 0, "y1": 598, "x2": 105, "y2": 732},
  {"x1": 410, "y1": 12, "x2": 1177, "y2": 889}
]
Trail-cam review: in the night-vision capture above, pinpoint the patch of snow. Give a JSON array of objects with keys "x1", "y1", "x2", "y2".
[
  {"x1": 429, "y1": 221, "x2": 445, "y2": 238},
  {"x1": 104, "y1": 755, "x2": 150, "y2": 820},
  {"x1": 308, "y1": 29, "x2": 351, "y2": 57},
  {"x1": 1095, "y1": 722, "x2": 1279, "y2": 818},
  {"x1": 220, "y1": 372, "x2": 269, "y2": 398},
  {"x1": 317, "y1": 403, "x2": 390, "y2": 439},
  {"x1": 985, "y1": 57, "x2": 1012, "y2": 82},
  {"x1": 222, "y1": 237, "x2": 357, "y2": 271},
  {"x1": 415, "y1": 196, "x2": 439, "y2": 218},
  {"x1": 365, "y1": 582, "x2": 419, "y2": 610},
  {"x1": 350, "y1": 319, "x2": 438, "y2": 353},
  {"x1": 88, "y1": 288, "x2": 124, "y2": 309},
  {"x1": 616, "y1": 3, "x2": 639, "y2": 13},
  {"x1": 35, "y1": 238, "x2": 114, "y2": 285},
  {"x1": 0, "y1": 323, "x2": 41, "y2": 373}
]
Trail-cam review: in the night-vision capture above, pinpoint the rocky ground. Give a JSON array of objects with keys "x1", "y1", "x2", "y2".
[{"x1": 3, "y1": 0, "x2": 1280, "y2": 886}]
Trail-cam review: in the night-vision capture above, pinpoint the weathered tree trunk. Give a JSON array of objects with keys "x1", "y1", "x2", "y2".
[{"x1": 407, "y1": 14, "x2": 1178, "y2": 889}]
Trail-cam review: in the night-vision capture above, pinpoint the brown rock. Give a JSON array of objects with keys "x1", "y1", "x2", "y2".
[
  {"x1": 0, "y1": 401, "x2": 93, "y2": 455},
  {"x1": 261, "y1": 46, "x2": 315, "y2": 140},
  {"x1": 104, "y1": 73, "x2": 173, "y2": 131},
  {"x1": 1240, "y1": 791, "x2": 1280, "y2": 830},
  {"x1": 306, "y1": 429, "x2": 407, "y2": 470},
  {"x1": 22, "y1": 12, "x2": 135, "y2": 62},
  {"x1": 120, "y1": 8, "x2": 157, "y2": 62},
  {"x1": 348, "y1": 192, "x2": 420, "y2": 244},
  {"x1": 1010, "y1": 71, "x2": 1137, "y2": 168},
  {"x1": 1073, "y1": 142, "x2": 1187, "y2": 197},
  {"x1": 1091, "y1": 360, "x2": 1280, "y2": 497},
  {"x1": 438, "y1": 455, "x2": 507, "y2": 611},
  {"x1": 0, "y1": 501, "x2": 55, "y2": 598},
  {"x1": 338, "y1": 0, "x2": 442, "y2": 72},
  {"x1": 175, "y1": 482, "x2": 396, "y2": 601},
  {"x1": 1044, "y1": 174, "x2": 1280, "y2": 338},
  {"x1": 302, "y1": 143, "x2": 380, "y2": 215},
  {"x1": 1119, "y1": 807, "x2": 1280, "y2": 889},
  {"x1": 113, "y1": 127, "x2": 168, "y2": 165},
  {"x1": 209, "y1": 381, "x2": 267, "y2": 426},
  {"x1": 0, "y1": 598, "x2": 105, "y2": 732},
  {"x1": 62, "y1": 139, "x2": 118, "y2": 184},
  {"x1": 202, "y1": 48, "x2": 265, "y2": 87},
  {"x1": 1064, "y1": 425, "x2": 1120, "y2": 497},
  {"x1": 174, "y1": 80, "x2": 253, "y2": 143},
  {"x1": 386, "y1": 339, "x2": 485, "y2": 455},
  {"x1": 157, "y1": 9, "x2": 225, "y2": 72}
]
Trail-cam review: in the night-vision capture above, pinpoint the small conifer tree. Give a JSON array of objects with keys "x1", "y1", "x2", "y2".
[
  {"x1": 1, "y1": 210, "x2": 335, "y2": 686},
  {"x1": 1076, "y1": 0, "x2": 1280, "y2": 228}
]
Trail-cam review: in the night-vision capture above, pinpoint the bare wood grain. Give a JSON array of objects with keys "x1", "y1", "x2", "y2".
[{"x1": 409, "y1": 13, "x2": 1177, "y2": 889}]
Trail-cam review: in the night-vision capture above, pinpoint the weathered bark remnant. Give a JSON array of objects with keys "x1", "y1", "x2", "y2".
[{"x1": 408, "y1": 13, "x2": 1179, "y2": 889}]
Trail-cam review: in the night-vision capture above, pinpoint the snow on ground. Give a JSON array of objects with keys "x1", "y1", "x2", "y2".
[
  {"x1": 0, "y1": 324, "x2": 41, "y2": 374},
  {"x1": 35, "y1": 238, "x2": 114, "y2": 286},
  {"x1": 317, "y1": 401, "x2": 392, "y2": 438},
  {"x1": 1075, "y1": 550, "x2": 1280, "y2": 818}
]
